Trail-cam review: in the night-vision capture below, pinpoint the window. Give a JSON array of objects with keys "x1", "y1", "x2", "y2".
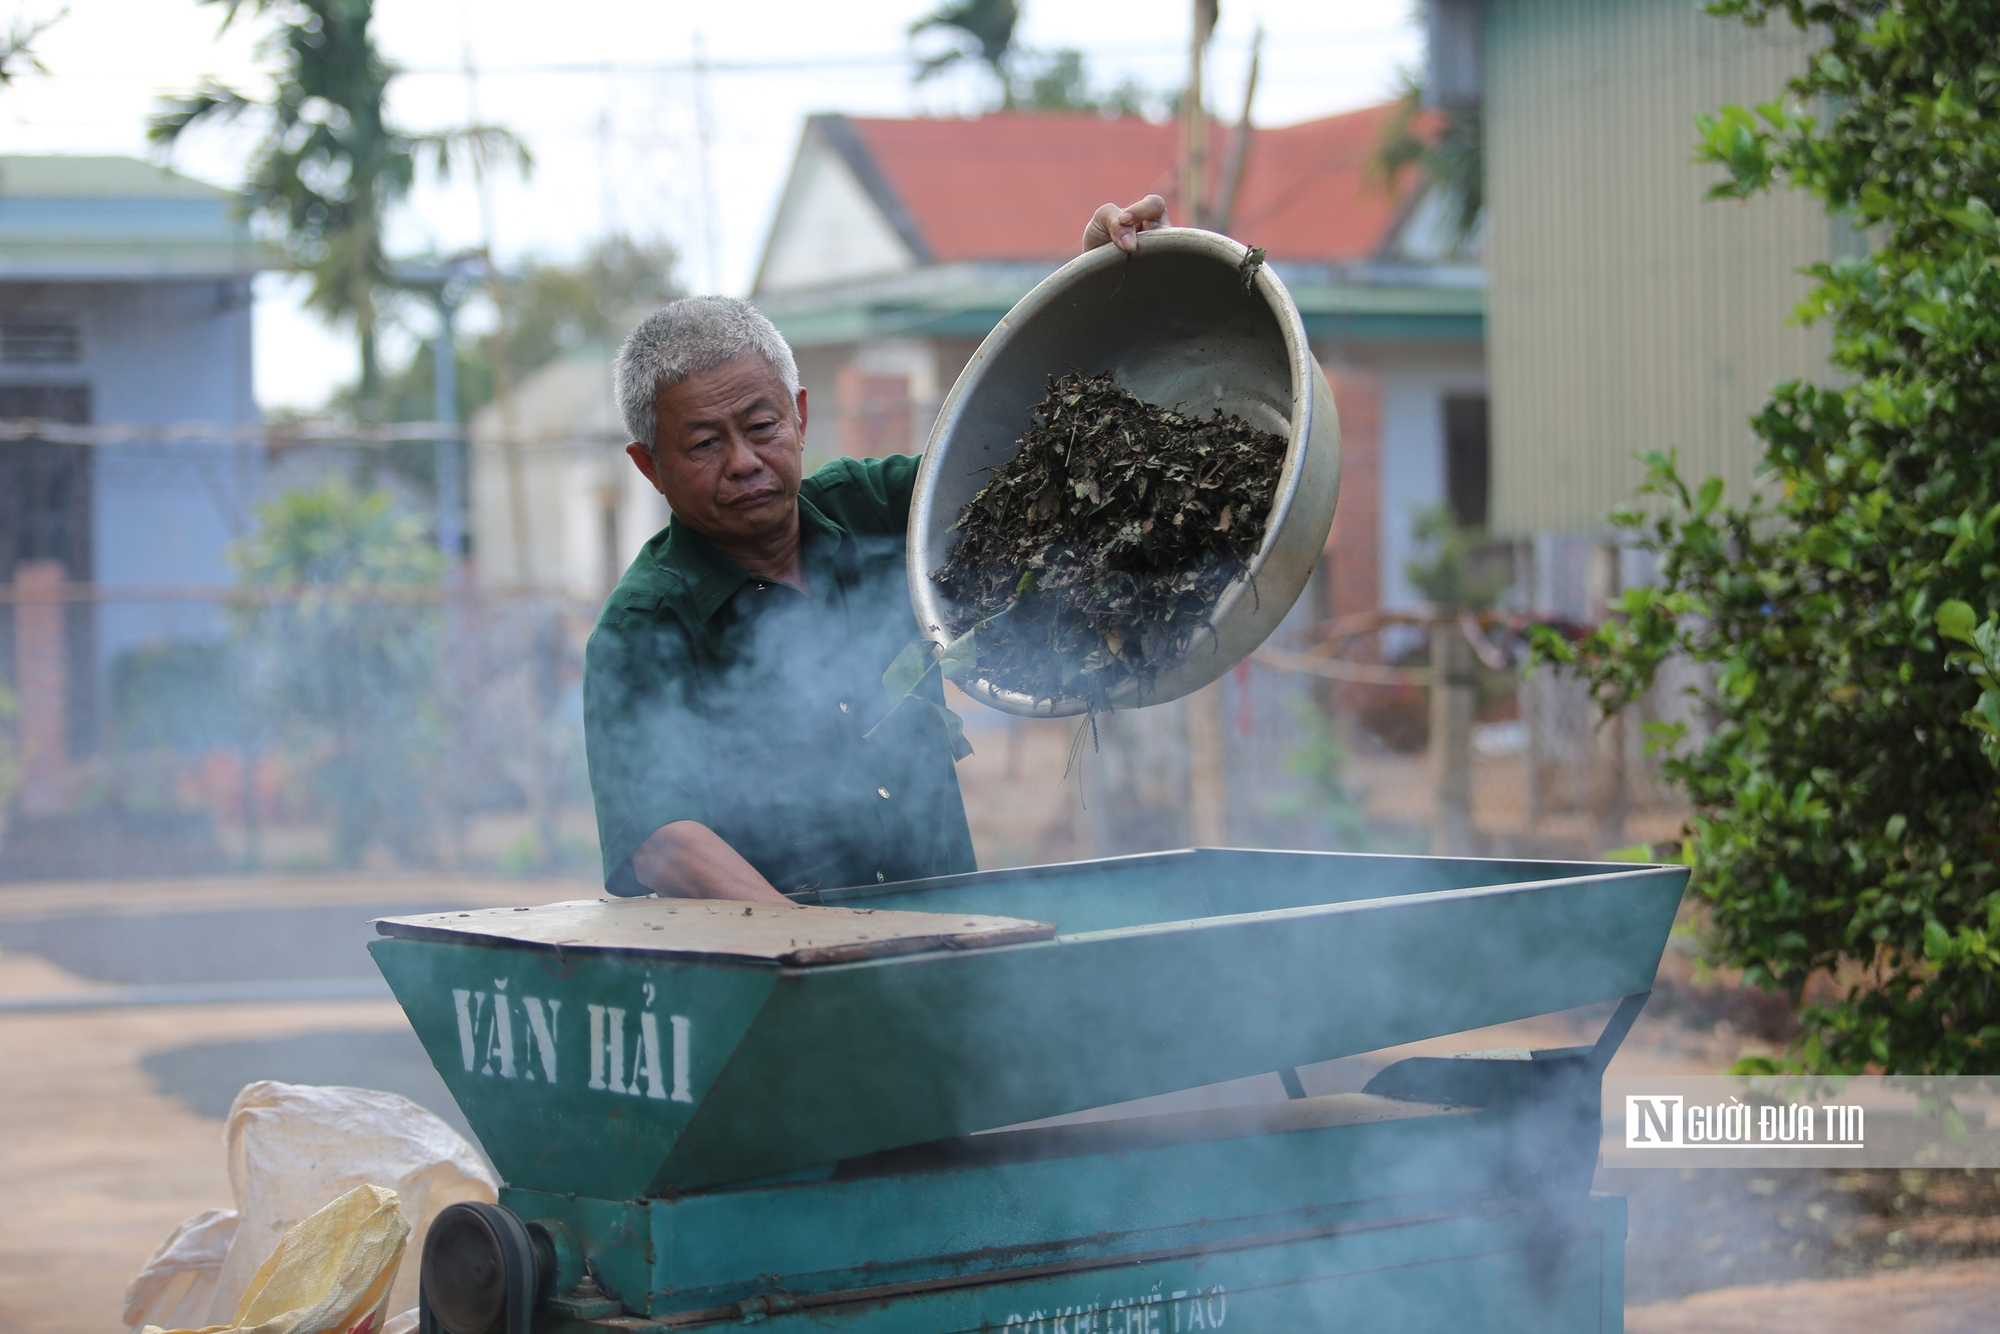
[
  {"x1": 0, "y1": 380, "x2": 91, "y2": 422},
  {"x1": 1443, "y1": 394, "x2": 1490, "y2": 530},
  {"x1": 1, "y1": 316, "x2": 82, "y2": 364},
  {"x1": 0, "y1": 384, "x2": 90, "y2": 422}
]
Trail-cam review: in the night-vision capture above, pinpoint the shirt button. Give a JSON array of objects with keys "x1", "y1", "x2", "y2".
[
  {"x1": 838, "y1": 701, "x2": 850, "y2": 713},
  {"x1": 877, "y1": 787, "x2": 891, "y2": 800}
]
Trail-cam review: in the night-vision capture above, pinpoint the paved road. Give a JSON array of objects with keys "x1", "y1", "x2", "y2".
[
  {"x1": 0, "y1": 901, "x2": 462, "y2": 985},
  {"x1": 0, "y1": 874, "x2": 578, "y2": 1149}
]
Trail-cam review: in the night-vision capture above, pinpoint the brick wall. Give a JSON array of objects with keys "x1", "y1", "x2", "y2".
[
  {"x1": 834, "y1": 365, "x2": 914, "y2": 458},
  {"x1": 1321, "y1": 363, "x2": 1382, "y2": 627},
  {"x1": 12, "y1": 559, "x2": 68, "y2": 816}
]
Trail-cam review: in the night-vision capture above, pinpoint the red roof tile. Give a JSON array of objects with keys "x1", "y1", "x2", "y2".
[{"x1": 841, "y1": 103, "x2": 1415, "y2": 266}]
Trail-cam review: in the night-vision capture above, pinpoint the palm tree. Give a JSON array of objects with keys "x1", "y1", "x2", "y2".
[
  {"x1": 150, "y1": 0, "x2": 526, "y2": 406},
  {"x1": 1372, "y1": 74, "x2": 1483, "y2": 250},
  {"x1": 910, "y1": 0, "x2": 1021, "y2": 109},
  {"x1": 0, "y1": 10, "x2": 59, "y2": 88}
]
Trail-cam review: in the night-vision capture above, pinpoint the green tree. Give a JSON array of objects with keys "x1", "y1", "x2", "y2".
[
  {"x1": 908, "y1": 1, "x2": 1161, "y2": 117},
  {"x1": 150, "y1": 0, "x2": 526, "y2": 403},
  {"x1": 233, "y1": 481, "x2": 445, "y2": 866},
  {"x1": 911, "y1": 0, "x2": 1021, "y2": 108},
  {"x1": 353, "y1": 233, "x2": 681, "y2": 426},
  {"x1": 1536, "y1": 0, "x2": 2000, "y2": 1074},
  {"x1": 1267, "y1": 695, "x2": 1369, "y2": 850},
  {"x1": 1021, "y1": 49, "x2": 1159, "y2": 117},
  {"x1": 1372, "y1": 74, "x2": 1483, "y2": 248},
  {"x1": 0, "y1": 10, "x2": 58, "y2": 88},
  {"x1": 1405, "y1": 506, "x2": 1508, "y2": 612}
]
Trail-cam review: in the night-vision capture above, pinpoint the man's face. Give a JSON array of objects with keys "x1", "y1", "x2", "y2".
[{"x1": 626, "y1": 353, "x2": 808, "y2": 547}]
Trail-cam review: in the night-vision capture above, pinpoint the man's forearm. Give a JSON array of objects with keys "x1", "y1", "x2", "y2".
[{"x1": 631, "y1": 821, "x2": 793, "y2": 902}]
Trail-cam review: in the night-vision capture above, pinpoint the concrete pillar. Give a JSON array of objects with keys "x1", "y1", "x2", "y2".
[
  {"x1": 1429, "y1": 618, "x2": 1475, "y2": 855},
  {"x1": 1187, "y1": 680, "x2": 1228, "y2": 846},
  {"x1": 13, "y1": 559, "x2": 68, "y2": 817},
  {"x1": 1319, "y1": 363, "x2": 1381, "y2": 626},
  {"x1": 1587, "y1": 542, "x2": 1629, "y2": 847}
]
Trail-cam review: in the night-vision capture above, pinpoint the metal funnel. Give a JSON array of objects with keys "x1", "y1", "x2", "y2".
[{"x1": 907, "y1": 228, "x2": 1340, "y2": 718}]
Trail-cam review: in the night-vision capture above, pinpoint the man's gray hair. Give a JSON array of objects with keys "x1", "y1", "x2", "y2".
[{"x1": 614, "y1": 296, "x2": 801, "y2": 449}]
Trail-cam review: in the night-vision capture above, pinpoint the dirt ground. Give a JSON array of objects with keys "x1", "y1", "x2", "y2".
[
  {"x1": 1, "y1": 996, "x2": 413, "y2": 1332},
  {"x1": 1626, "y1": 1258, "x2": 2000, "y2": 1334},
  {"x1": 0, "y1": 874, "x2": 574, "y2": 1334}
]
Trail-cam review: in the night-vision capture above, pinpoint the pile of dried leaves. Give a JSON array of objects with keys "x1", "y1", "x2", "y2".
[{"x1": 931, "y1": 371, "x2": 1288, "y2": 705}]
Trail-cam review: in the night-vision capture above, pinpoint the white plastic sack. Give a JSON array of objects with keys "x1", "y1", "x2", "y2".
[
  {"x1": 124, "y1": 1082, "x2": 497, "y2": 1332},
  {"x1": 123, "y1": 1208, "x2": 240, "y2": 1332},
  {"x1": 141, "y1": 1184, "x2": 411, "y2": 1334}
]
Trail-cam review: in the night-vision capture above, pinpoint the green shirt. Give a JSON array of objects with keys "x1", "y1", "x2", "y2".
[{"x1": 583, "y1": 454, "x2": 976, "y2": 896}]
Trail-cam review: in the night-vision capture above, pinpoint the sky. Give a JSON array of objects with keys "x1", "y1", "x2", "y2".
[{"x1": 0, "y1": 0, "x2": 1423, "y2": 412}]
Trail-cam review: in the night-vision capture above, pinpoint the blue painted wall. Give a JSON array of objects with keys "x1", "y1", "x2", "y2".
[{"x1": 1, "y1": 275, "x2": 260, "y2": 752}]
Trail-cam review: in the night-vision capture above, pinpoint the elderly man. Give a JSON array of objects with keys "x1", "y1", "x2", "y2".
[{"x1": 585, "y1": 195, "x2": 1168, "y2": 901}]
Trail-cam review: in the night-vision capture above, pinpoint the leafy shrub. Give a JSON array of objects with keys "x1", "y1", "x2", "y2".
[
  {"x1": 1535, "y1": 0, "x2": 2000, "y2": 1074},
  {"x1": 233, "y1": 481, "x2": 445, "y2": 865}
]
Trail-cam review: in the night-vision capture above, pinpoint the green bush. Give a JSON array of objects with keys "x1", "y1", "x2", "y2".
[
  {"x1": 112, "y1": 641, "x2": 240, "y2": 752},
  {"x1": 1535, "y1": 0, "x2": 2000, "y2": 1074},
  {"x1": 233, "y1": 480, "x2": 445, "y2": 865}
]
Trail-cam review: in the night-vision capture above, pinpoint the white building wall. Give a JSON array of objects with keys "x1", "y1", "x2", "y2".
[
  {"x1": 471, "y1": 353, "x2": 670, "y2": 599},
  {"x1": 1374, "y1": 345, "x2": 1488, "y2": 610},
  {"x1": 756, "y1": 141, "x2": 917, "y2": 294}
]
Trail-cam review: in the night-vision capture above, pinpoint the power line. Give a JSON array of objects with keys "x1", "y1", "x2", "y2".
[
  {"x1": 0, "y1": 419, "x2": 630, "y2": 456},
  {"x1": 385, "y1": 29, "x2": 1414, "y2": 78}
]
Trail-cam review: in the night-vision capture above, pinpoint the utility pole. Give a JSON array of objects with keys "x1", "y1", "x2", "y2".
[
  {"x1": 460, "y1": 35, "x2": 530, "y2": 588},
  {"x1": 1210, "y1": 26, "x2": 1262, "y2": 235},
  {"x1": 432, "y1": 297, "x2": 463, "y2": 571},
  {"x1": 1588, "y1": 542, "x2": 1630, "y2": 849},
  {"x1": 1180, "y1": 0, "x2": 1218, "y2": 227},
  {"x1": 391, "y1": 257, "x2": 480, "y2": 573},
  {"x1": 394, "y1": 253, "x2": 482, "y2": 872},
  {"x1": 694, "y1": 32, "x2": 722, "y2": 293}
]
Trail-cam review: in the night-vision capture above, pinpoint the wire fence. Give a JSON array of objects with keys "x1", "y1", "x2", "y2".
[
  {"x1": 0, "y1": 421, "x2": 608, "y2": 881},
  {"x1": 0, "y1": 418, "x2": 1688, "y2": 882}
]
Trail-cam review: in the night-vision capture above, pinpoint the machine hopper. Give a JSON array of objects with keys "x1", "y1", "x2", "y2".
[{"x1": 373, "y1": 849, "x2": 1682, "y2": 1203}]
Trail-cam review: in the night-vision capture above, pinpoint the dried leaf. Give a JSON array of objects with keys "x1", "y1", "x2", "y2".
[
  {"x1": 924, "y1": 698, "x2": 975, "y2": 761},
  {"x1": 880, "y1": 637, "x2": 934, "y2": 706},
  {"x1": 933, "y1": 371, "x2": 1287, "y2": 706},
  {"x1": 937, "y1": 625, "x2": 979, "y2": 685}
]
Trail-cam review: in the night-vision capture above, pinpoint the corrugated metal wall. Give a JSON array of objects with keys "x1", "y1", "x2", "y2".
[{"x1": 1486, "y1": 0, "x2": 1833, "y2": 535}]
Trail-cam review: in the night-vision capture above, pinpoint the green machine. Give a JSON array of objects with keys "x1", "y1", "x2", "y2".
[{"x1": 373, "y1": 848, "x2": 1685, "y2": 1334}]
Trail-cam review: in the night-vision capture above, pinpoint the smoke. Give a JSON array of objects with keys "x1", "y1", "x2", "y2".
[{"x1": 802, "y1": 851, "x2": 1665, "y2": 1328}]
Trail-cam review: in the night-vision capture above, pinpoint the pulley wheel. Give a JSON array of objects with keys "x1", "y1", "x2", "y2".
[{"x1": 422, "y1": 1202, "x2": 534, "y2": 1334}]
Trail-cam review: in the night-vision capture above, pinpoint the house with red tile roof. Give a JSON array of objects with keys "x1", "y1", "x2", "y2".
[{"x1": 751, "y1": 105, "x2": 1488, "y2": 627}]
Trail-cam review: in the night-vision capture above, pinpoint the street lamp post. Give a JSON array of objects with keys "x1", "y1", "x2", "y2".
[
  {"x1": 431, "y1": 296, "x2": 463, "y2": 573},
  {"x1": 392, "y1": 254, "x2": 487, "y2": 576}
]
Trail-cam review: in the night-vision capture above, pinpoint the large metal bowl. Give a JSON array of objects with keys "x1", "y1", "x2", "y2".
[{"x1": 907, "y1": 227, "x2": 1341, "y2": 717}]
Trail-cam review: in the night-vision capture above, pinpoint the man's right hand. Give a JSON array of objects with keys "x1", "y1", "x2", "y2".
[
  {"x1": 1082, "y1": 194, "x2": 1170, "y2": 254},
  {"x1": 632, "y1": 820, "x2": 794, "y2": 902}
]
